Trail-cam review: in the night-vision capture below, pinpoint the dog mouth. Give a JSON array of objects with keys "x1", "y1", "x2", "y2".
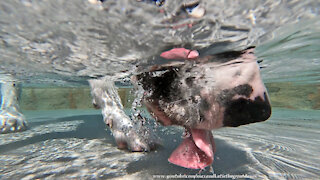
[
  {"x1": 145, "y1": 102, "x2": 215, "y2": 169},
  {"x1": 168, "y1": 128, "x2": 215, "y2": 169},
  {"x1": 135, "y1": 59, "x2": 216, "y2": 169}
]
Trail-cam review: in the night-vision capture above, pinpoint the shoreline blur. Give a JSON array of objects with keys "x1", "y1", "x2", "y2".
[{"x1": 16, "y1": 82, "x2": 320, "y2": 111}]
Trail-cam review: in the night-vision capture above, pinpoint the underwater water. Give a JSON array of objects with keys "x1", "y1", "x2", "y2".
[{"x1": 0, "y1": 0, "x2": 320, "y2": 179}]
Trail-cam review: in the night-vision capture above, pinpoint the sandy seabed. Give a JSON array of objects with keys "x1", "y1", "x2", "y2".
[{"x1": 0, "y1": 109, "x2": 319, "y2": 179}]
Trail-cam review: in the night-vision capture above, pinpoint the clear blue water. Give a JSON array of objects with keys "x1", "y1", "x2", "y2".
[
  {"x1": 0, "y1": 108, "x2": 319, "y2": 179},
  {"x1": 0, "y1": 0, "x2": 319, "y2": 179}
]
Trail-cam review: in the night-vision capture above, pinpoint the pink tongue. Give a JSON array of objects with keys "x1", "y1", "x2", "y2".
[
  {"x1": 160, "y1": 48, "x2": 199, "y2": 60},
  {"x1": 168, "y1": 129, "x2": 215, "y2": 169}
]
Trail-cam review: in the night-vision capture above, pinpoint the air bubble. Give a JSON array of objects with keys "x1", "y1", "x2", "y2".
[{"x1": 182, "y1": 130, "x2": 191, "y2": 138}]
